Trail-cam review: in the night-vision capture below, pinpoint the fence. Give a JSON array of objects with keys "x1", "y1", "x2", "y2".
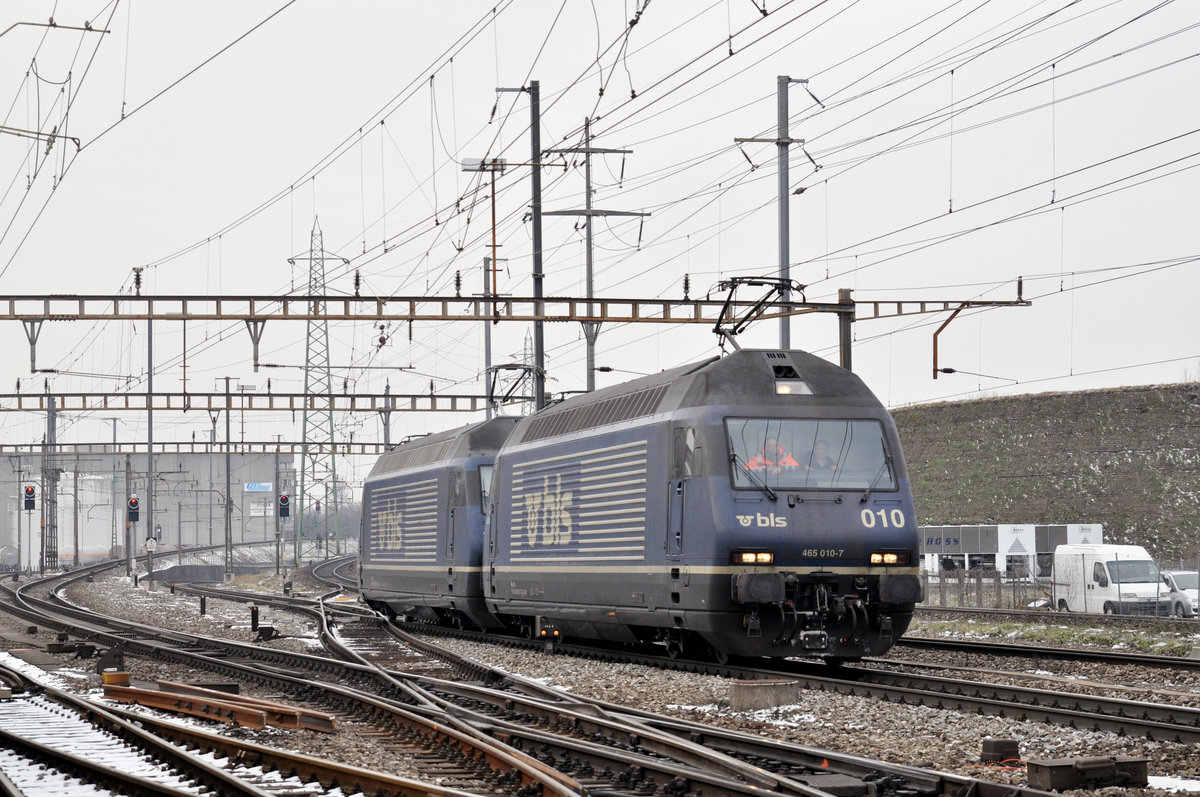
[{"x1": 919, "y1": 566, "x2": 1043, "y2": 610}]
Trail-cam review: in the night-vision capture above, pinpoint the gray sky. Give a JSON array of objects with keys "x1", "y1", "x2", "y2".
[{"x1": 0, "y1": 0, "x2": 1196, "y2": 490}]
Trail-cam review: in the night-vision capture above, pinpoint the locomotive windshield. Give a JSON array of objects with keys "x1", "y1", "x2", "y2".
[{"x1": 726, "y1": 418, "x2": 897, "y2": 491}]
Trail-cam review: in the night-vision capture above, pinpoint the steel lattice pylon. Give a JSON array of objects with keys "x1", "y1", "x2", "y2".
[{"x1": 294, "y1": 220, "x2": 343, "y2": 563}]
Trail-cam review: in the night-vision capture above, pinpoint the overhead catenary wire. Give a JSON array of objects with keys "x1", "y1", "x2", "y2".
[{"x1": 3, "y1": 1, "x2": 1194, "y2": 446}]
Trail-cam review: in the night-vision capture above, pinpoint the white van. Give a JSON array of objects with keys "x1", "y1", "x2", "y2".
[{"x1": 1052, "y1": 544, "x2": 1170, "y2": 615}]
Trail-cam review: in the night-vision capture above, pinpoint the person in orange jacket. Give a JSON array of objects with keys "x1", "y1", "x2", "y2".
[{"x1": 747, "y1": 436, "x2": 800, "y2": 475}]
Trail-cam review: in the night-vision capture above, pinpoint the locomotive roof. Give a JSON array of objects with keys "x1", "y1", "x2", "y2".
[
  {"x1": 367, "y1": 415, "x2": 520, "y2": 478},
  {"x1": 509, "y1": 349, "x2": 881, "y2": 445}
]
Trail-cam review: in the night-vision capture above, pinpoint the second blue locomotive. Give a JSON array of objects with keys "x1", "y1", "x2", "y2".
[{"x1": 360, "y1": 349, "x2": 922, "y2": 660}]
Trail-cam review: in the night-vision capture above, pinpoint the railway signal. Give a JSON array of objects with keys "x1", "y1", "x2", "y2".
[
  {"x1": 127, "y1": 496, "x2": 140, "y2": 522},
  {"x1": 278, "y1": 494, "x2": 290, "y2": 517},
  {"x1": 23, "y1": 485, "x2": 34, "y2": 510}
]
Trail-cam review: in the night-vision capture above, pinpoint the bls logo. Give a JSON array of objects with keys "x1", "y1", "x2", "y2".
[
  {"x1": 524, "y1": 474, "x2": 574, "y2": 546},
  {"x1": 735, "y1": 513, "x2": 787, "y2": 528},
  {"x1": 377, "y1": 499, "x2": 404, "y2": 550}
]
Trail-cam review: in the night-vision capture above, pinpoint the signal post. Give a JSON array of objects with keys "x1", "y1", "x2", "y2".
[
  {"x1": 21, "y1": 484, "x2": 34, "y2": 576},
  {"x1": 276, "y1": 493, "x2": 289, "y2": 577}
]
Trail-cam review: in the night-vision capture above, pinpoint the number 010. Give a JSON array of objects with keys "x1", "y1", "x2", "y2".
[{"x1": 861, "y1": 508, "x2": 906, "y2": 528}]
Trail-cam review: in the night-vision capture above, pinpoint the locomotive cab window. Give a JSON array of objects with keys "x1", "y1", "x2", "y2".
[
  {"x1": 726, "y1": 418, "x2": 896, "y2": 491},
  {"x1": 673, "y1": 427, "x2": 698, "y2": 478},
  {"x1": 479, "y1": 465, "x2": 495, "y2": 513}
]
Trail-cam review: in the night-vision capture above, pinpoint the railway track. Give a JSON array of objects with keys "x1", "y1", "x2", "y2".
[
  {"x1": 59, "y1": 559, "x2": 1063, "y2": 797},
  {"x1": 223, "y1": 574, "x2": 1067, "y2": 797},
  {"x1": 177, "y1": 580, "x2": 903, "y2": 795},
  {"x1": 916, "y1": 603, "x2": 1199, "y2": 629},
  {"x1": 2, "y1": 565, "x2": 575, "y2": 795},
  {"x1": 0, "y1": 659, "x2": 288, "y2": 796},
  {"x1": 1, "y1": 559, "x2": 941, "y2": 797},
  {"x1": 314, "y1": 554, "x2": 1200, "y2": 671},
  {"x1": 19, "y1": 552, "x2": 1189, "y2": 795},
  {"x1": 896, "y1": 635, "x2": 1200, "y2": 670},
  {"x1": 394, "y1": 617, "x2": 1200, "y2": 743},
  {"x1": 305, "y1": 553, "x2": 1200, "y2": 740},
  {"x1": 310, "y1": 555, "x2": 358, "y2": 591},
  {"x1": 1, "y1": 654, "x2": 486, "y2": 797}
]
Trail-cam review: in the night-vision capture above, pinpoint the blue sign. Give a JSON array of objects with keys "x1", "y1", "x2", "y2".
[{"x1": 244, "y1": 482, "x2": 273, "y2": 493}]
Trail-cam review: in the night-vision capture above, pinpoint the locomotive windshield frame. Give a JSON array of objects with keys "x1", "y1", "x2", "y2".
[{"x1": 725, "y1": 416, "x2": 897, "y2": 492}]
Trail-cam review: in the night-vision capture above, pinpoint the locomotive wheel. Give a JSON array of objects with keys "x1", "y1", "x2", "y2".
[{"x1": 706, "y1": 644, "x2": 729, "y2": 666}]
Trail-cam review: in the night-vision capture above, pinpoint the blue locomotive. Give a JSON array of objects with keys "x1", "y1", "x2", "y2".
[{"x1": 360, "y1": 349, "x2": 922, "y2": 661}]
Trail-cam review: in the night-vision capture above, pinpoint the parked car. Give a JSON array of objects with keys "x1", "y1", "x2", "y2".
[{"x1": 1162, "y1": 570, "x2": 1199, "y2": 618}]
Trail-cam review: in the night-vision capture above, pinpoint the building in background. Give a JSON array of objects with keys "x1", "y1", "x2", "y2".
[
  {"x1": 919, "y1": 523, "x2": 1104, "y2": 577},
  {"x1": 0, "y1": 450, "x2": 361, "y2": 570}
]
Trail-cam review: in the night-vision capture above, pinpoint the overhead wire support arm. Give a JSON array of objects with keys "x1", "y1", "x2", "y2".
[
  {"x1": 0, "y1": 20, "x2": 109, "y2": 40},
  {"x1": 21, "y1": 319, "x2": 43, "y2": 372},
  {"x1": 245, "y1": 320, "x2": 267, "y2": 372},
  {"x1": 0, "y1": 125, "x2": 80, "y2": 151},
  {"x1": 851, "y1": 279, "x2": 1030, "y2": 379},
  {"x1": 0, "y1": 20, "x2": 106, "y2": 151}
]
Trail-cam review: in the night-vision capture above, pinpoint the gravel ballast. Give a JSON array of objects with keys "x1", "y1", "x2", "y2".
[{"x1": 12, "y1": 562, "x2": 1200, "y2": 794}]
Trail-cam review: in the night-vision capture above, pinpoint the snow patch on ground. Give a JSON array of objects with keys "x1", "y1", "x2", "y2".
[
  {"x1": 1150, "y1": 775, "x2": 1200, "y2": 792},
  {"x1": 0, "y1": 650, "x2": 82, "y2": 691}
]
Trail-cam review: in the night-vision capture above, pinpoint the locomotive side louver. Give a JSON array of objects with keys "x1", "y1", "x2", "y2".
[{"x1": 519, "y1": 384, "x2": 670, "y2": 443}]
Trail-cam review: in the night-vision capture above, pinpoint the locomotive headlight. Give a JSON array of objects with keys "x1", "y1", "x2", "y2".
[
  {"x1": 870, "y1": 552, "x2": 910, "y2": 565},
  {"x1": 774, "y1": 379, "x2": 813, "y2": 395},
  {"x1": 732, "y1": 551, "x2": 775, "y2": 564}
]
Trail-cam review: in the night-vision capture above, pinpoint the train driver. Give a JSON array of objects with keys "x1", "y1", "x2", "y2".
[
  {"x1": 807, "y1": 439, "x2": 838, "y2": 472},
  {"x1": 747, "y1": 436, "x2": 800, "y2": 474}
]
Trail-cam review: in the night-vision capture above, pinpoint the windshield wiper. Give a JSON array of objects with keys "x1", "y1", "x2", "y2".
[
  {"x1": 730, "y1": 451, "x2": 777, "y2": 501},
  {"x1": 860, "y1": 441, "x2": 894, "y2": 504}
]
